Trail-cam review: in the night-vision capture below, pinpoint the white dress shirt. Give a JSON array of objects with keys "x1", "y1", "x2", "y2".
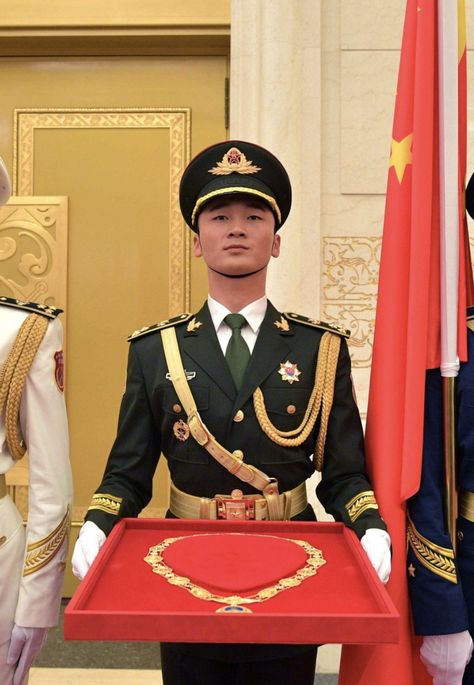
[{"x1": 207, "y1": 295, "x2": 267, "y2": 355}]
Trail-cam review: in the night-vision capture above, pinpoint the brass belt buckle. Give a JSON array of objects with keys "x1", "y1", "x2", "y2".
[{"x1": 215, "y1": 489, "x2": 255, "y2": 520}]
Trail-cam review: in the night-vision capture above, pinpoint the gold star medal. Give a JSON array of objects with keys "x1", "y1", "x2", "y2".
[{"x1": 278, "y1": 360, "x2": 301, "y2": 384}]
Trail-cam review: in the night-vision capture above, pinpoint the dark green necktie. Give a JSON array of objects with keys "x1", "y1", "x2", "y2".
[{"x1": 224, "y1": 313, "x2": 251, "y2": 390}]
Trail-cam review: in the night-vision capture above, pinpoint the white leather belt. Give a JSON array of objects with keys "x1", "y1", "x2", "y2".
[{"x1": 170, "y1": 481, "x2": 308, "y2": 521}]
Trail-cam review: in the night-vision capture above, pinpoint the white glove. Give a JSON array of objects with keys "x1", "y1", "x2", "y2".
[
  {"x1": 420, "y1": 631, "x2": 473, "y2": 685},
  {"x1": 360, "y1": 528, "x2": 391, "y2": 584},
  {"x1": 6, "y1": 624, "x2": 48, "y2": 685},
  {"x1": 72, "y1": 520, "x2": 106, "y2": 580}
]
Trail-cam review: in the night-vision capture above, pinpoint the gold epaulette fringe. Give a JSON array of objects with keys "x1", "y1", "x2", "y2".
[
  {"x1": 0, "y1": 313, "x2": 49, "y2": 460},
  {"x1": 253, "y1": 331, "x2": 341, "y2": 470}
]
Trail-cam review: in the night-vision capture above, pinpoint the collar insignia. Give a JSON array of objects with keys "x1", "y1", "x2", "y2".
[
  {"x1": 274, "y1": 316, "x2": 290, "y2": 332},
  {"x1": 278, "y1": 360, "x2": 301, "y2": 384},
  {"x1": 186, "y1": 317, "x2": 203, "y2": 332},
  {"x1": 208, "y1": 147, "x2": 261, "y2": 176}
]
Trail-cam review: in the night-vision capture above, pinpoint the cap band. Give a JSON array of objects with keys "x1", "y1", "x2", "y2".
[{"x1": 191, "y1": 187, "x2": 282, "y2": 226}]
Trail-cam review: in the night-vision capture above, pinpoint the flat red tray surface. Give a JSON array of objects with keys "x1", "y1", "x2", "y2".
[{"x1": 65, "y1": 518, "x2": 399, "y2": 645}]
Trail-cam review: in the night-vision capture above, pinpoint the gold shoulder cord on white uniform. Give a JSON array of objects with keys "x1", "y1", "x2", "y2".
[
  {"x1": 253, "y1": 331, "x2": 341, "y2": 471},
  {"x1": 161, "y1": 326, "x2": 283, "y2": 519},
  {"x1": 0, "y1": 313, "x2": 49, "y2": 460}
]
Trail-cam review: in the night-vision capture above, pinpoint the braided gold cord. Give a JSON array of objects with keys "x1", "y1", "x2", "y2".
[
  {"x1": 253, "y1": 332, "x2": 341, "y2": 470},
  {"x1": 0, "y1": 314, "x2": 49, "y2": 460},
  {"x1": 253, "y1": 352, "x2": 322, "y2": 440},
  {"x1": 314, "y1": 334, "x2": 340, "y2": 471},
  {"x1": 0, "y1": 315, "x2": 37, "y2": 411},
  {"x1": 253, "y1": 335, "x2": 326, "y2": 445}
]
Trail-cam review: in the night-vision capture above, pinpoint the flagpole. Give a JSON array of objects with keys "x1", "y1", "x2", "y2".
[{"x1": 437, "y1": 0, "x2": 459, "y2": 547}]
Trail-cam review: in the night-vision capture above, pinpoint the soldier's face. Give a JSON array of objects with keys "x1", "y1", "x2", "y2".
[{"x1": 193, "y1": 197, "x2": 280, "y2": 277}]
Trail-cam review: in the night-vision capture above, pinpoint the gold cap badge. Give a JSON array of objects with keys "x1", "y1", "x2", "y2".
[{"x1": 208, "y1": 147, "x2": 262, "y2": 176}]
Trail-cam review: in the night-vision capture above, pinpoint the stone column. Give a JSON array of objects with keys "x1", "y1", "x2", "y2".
[{"x1": 230, "y1": 0, "x2": 322, "y2": 316}]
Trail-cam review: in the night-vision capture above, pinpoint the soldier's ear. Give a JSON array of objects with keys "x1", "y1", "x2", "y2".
[
  {"x1": 271, "y1": 232, "x2": 281, "y2": 258},
  {"x1": 193, "y1": 234, "x2": 203, "y2": 258}
]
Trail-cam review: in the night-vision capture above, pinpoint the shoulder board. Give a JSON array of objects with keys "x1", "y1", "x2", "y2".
[
  {"x1": 0, "y1": 295, "x2": 62, "y2": 319},
  {"x1": 284, "y1": 312, "x2": 350, "y2": 338},
  {"x1": 128, "y1": 313, "x2": 193, "y2": 342}
]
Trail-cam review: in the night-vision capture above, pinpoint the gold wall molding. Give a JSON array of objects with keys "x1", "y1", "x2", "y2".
[
  {"x1": 322, "y1": 236, "x2": 382, "y2": 368},
  {"x1": 0, "y1": 0, "x2": 229, "y2": 27},
  {"x1": 14, "y1": 108, "x2": 191, "y2": 313},
  {"x1": 0, "y1": 196, "x2": 68, "y2": 307},
  {"x1": 0, "y1": 0, "x2": 230, "y2": 56}
]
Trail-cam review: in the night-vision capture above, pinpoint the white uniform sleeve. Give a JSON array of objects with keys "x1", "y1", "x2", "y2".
[{"x1": 14, "y1": 316, "x2": 72, "y2": 628}]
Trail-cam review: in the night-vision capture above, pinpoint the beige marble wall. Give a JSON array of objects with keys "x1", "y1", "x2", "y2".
[
  {"x1": 326, "y1": 1, "x2": 474, "y2": 414},
  {"x1": 232, "y1": 0, "x2": 474, "y2": 416},
  {"x1": 230, "y1": 0, "x2": 322, "y2": 316},
  {"x1": 321, "y1": 0, "x2": 404, "y2": 414}
]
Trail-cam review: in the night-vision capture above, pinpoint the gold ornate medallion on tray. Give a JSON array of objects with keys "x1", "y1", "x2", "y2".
[{"x1": 144, "y1": 533, "x2": 326, "y2": 613}]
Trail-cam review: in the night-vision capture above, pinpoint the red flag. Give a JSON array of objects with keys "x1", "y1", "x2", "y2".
[{"x1": 338, "y1": 1, "x2": 471, "y2": 683}]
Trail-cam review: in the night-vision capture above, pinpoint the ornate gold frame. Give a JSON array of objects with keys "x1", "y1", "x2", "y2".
[{"x1": 13, "y1": 107, "x2": 191, "y2": 313}]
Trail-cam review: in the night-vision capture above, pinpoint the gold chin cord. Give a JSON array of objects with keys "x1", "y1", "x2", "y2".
[
  {"x1": 442, "y1": 376, "x2": 458, "y2": 552},
  {"x1": 0, "y1": 313, "x2": 49, "y2": 460}
]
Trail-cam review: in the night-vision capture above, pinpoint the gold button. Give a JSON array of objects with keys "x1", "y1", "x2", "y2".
[
  {"x1": 233, "y1": 410, "x2": 244, "y2": 422},
  {"x1": 286, "y1": 405, "x2": 296, "y2": 414},
  {"x1": 173, "y1": 404, "x2": 182, "y2": 413},
  {"x1": 232, "y1": 450, "x2": 244, "y2": 460},
  {"x1": 0, "y1": 536, "x2": 6, "y2": 546}
]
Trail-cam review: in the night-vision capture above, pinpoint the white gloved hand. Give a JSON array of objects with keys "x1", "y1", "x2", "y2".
[
  {"x1": 72, "y1": 520, "x2": 106, "y2": 580},
  {"x1": 360, "y1": 528, "x2": 391, "y2": 584},
  {"x1": 420, "y1": 631, "x2": 473, "y2": 685},
  {"x1": 6, "y1": 624, "x2": 48, "y2": 685}
]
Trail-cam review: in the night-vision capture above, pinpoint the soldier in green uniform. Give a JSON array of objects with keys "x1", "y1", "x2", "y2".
[{"x1": 72, "y1": 140, "x2": 391, "y2": 685}]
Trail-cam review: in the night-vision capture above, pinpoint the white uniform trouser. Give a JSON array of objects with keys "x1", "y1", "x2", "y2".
[{"x1": 0, "y1": 494, "x2": 26, "y2": 685}]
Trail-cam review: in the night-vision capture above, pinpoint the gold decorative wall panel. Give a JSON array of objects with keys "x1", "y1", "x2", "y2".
[
  {"x1": 0, "y1": 196, "x2": 68, "y2": 308},
  {"x1": 1, "y1": 197, "x2": 68, "y2": 517},
  {"x1": 323, "y1": 235, "x2": 474, "y2": 372},
  {"x1": 13, "y1": 108, "x2": 191, "y2": 313},
  {"x1": 322, "y1": 236, "x2": 382, "y2": 368}
]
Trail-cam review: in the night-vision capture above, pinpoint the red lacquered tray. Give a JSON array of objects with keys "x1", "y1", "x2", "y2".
[{"x1": 64, "y1": 518, "x2": 398, "y2": 645}]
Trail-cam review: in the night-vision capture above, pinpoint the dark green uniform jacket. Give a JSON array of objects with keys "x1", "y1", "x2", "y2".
[{"x1": 86, "y1": 301, "x2": 386, "y2": 540}]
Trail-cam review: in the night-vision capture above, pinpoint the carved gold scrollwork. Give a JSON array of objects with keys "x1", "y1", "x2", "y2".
[
  {"x1": 322, "y1": 237, "x2": 382, "y2": 368},
  {"x1": 0, "y1": 200, "x2": 67, "y2": 305}
]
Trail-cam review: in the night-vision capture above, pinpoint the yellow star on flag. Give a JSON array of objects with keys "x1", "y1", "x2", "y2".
[{"x1": 389, "y1": 133, "x2": 413, "y2": 184}]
